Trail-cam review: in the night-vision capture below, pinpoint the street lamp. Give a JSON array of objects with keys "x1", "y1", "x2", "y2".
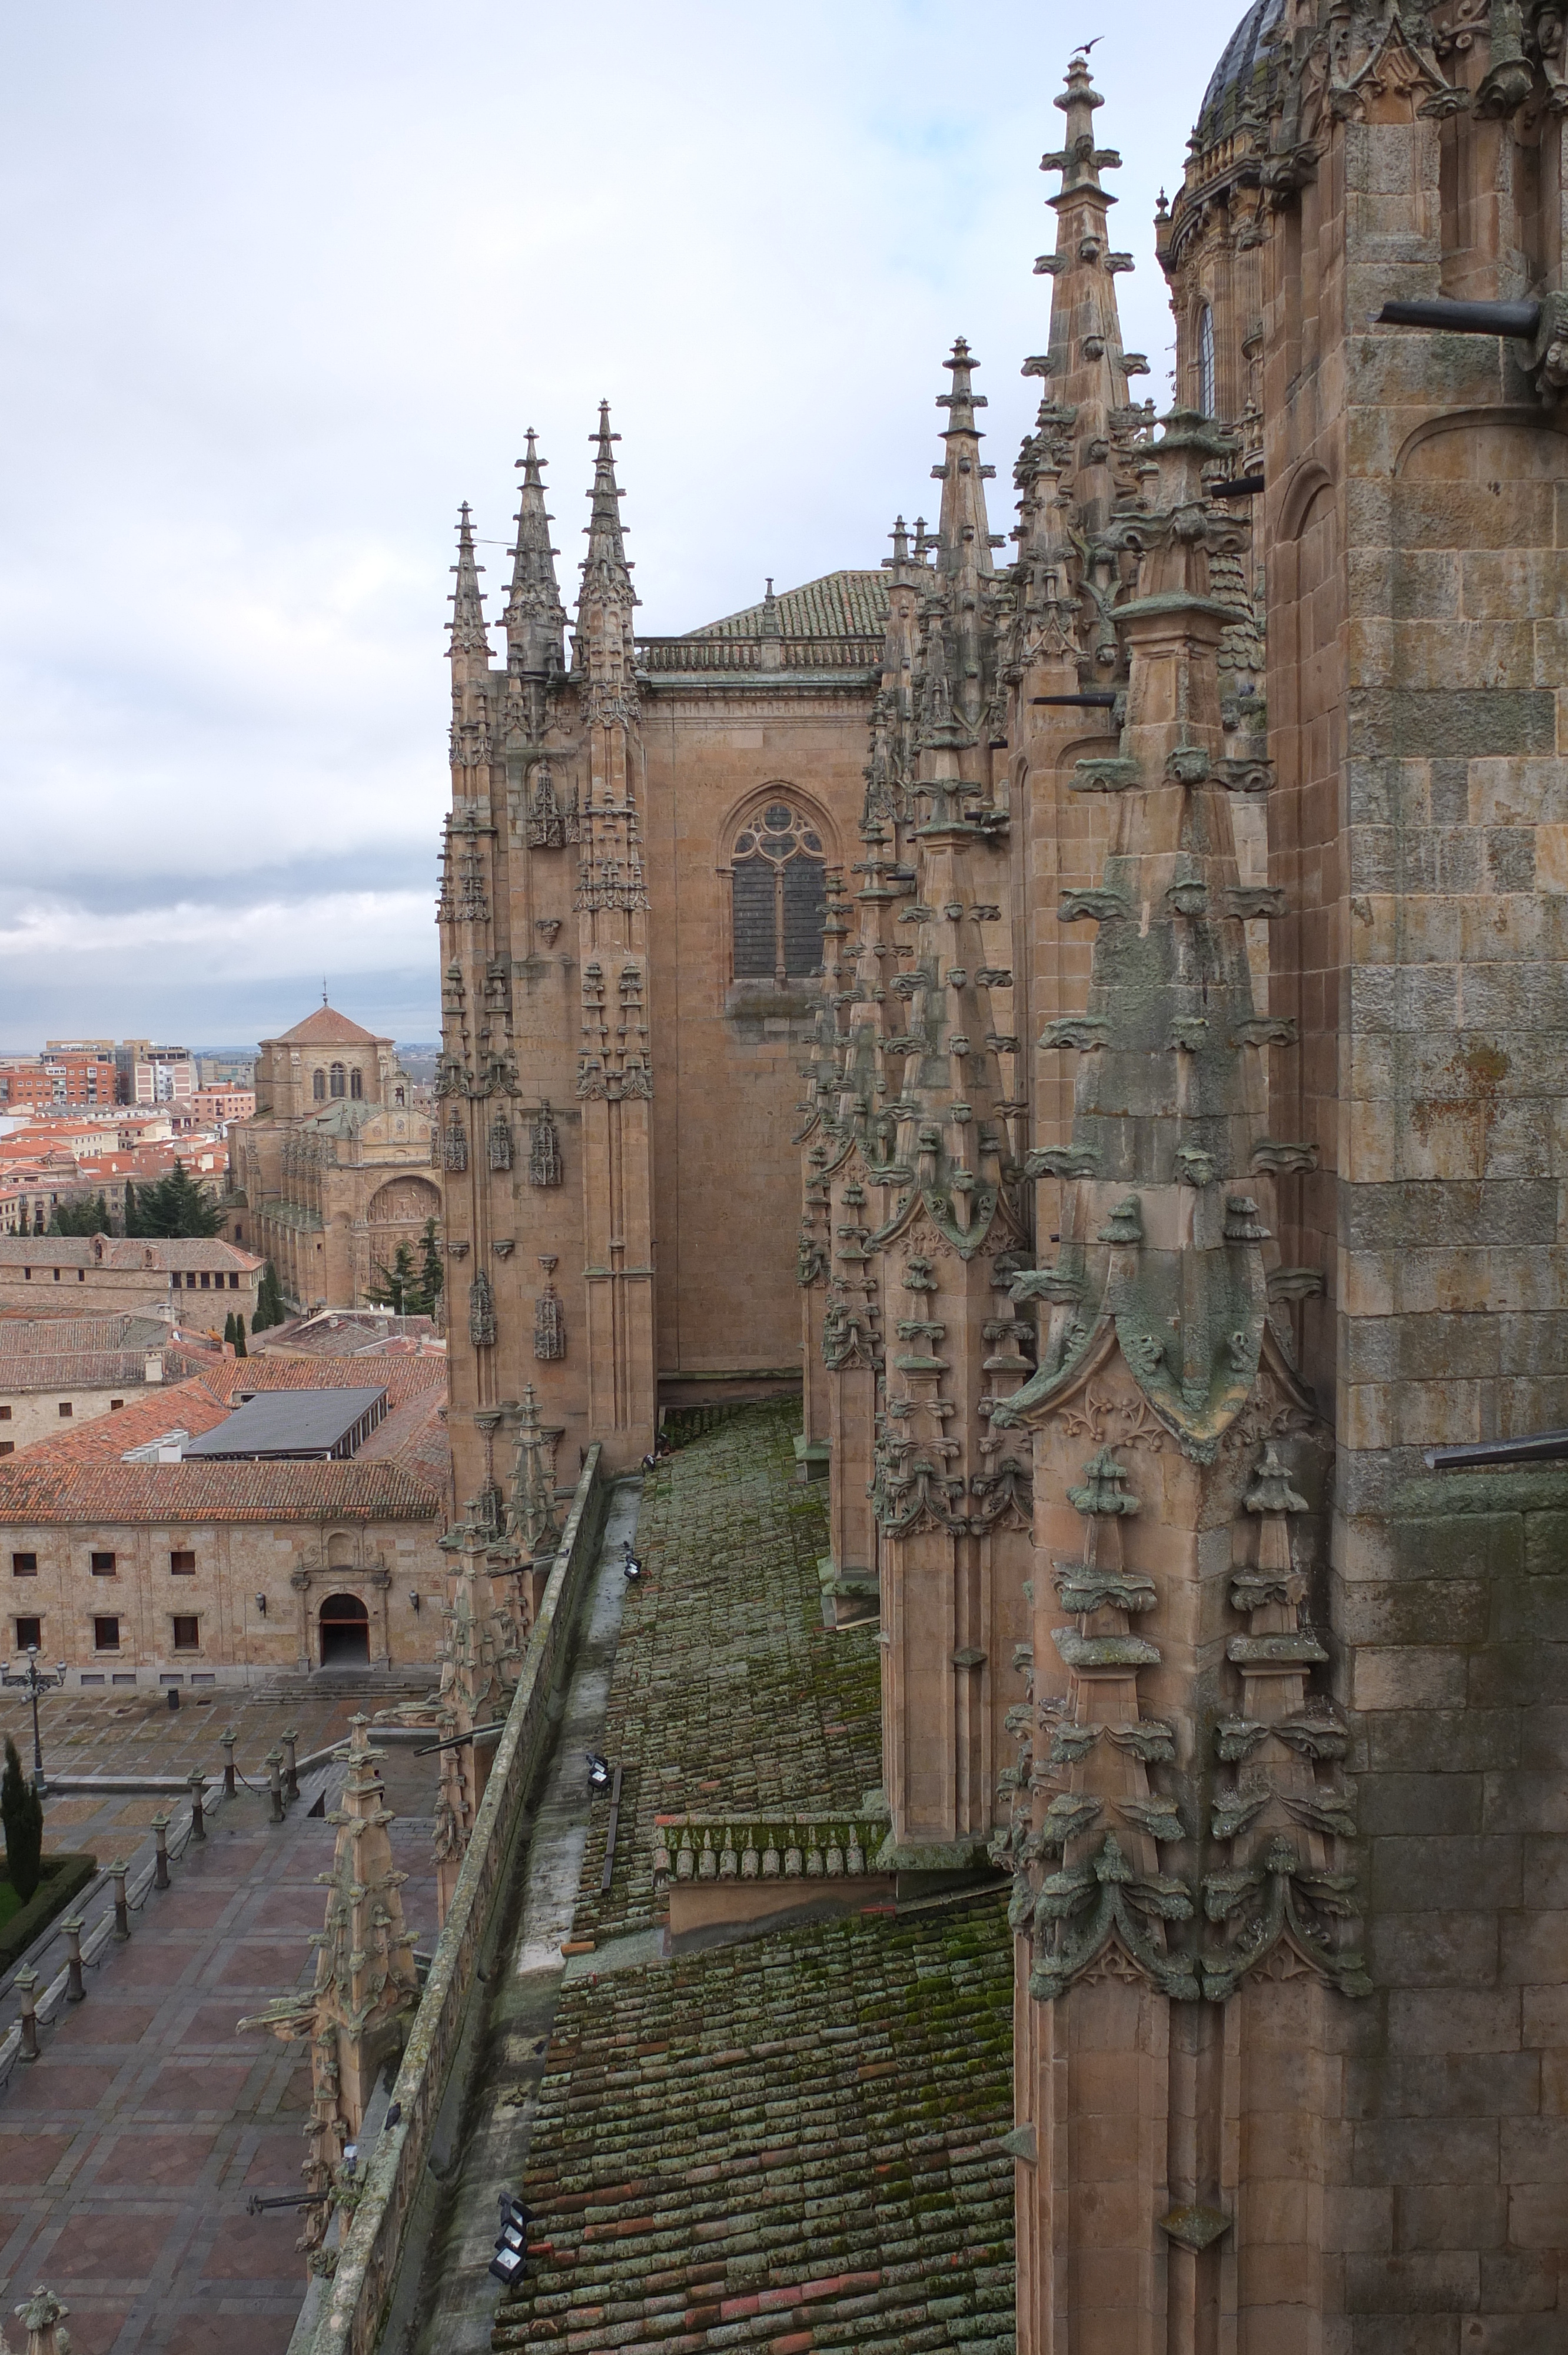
[{"x1": 4, "y1": 1647, "x2": 68, "y2": 1790}]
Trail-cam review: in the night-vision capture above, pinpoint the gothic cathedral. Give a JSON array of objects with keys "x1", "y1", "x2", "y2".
[{"x1": 438, "y1": 4, "x2": 1568, "y2": 2342}]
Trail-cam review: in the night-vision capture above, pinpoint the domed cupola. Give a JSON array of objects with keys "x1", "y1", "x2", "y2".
[{"x1": 1195, "y1": 0, "x2": 1287, "y2": 151}]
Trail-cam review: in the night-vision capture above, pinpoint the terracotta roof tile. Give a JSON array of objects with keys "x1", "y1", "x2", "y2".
[
  {"x1": 272, "y1": 1004, "x2": 386, "y2": 1047},
  {"x1": 8, "y1": 1375, "x2": 236, "y2": 1462},
  {"x1": 0, "y1": 1238, "x2": 260, "y2": 1272},
  {"x1": 0, "y1": 1455, "x2": 440, "y2": 1525},
  {"x1": 689, "y1": 572, "x2": 890, "y2": 642}
]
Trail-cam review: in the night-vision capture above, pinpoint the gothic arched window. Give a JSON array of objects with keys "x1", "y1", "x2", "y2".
[
  {"x1": 350, "y1": 1067, "x2": 363, "y2": 1101},
  {"x1": 330, "y1": 1063, "x2": 346, "y2": 1099},
  {"x1": 731, "y1": 800, "x2": 827, "y2": 985},
  {"x1": 1196, "y1": 301, "x2": 1217, "y2": 418},
  {"x1": 313, "y1": 1069, "x2": 326, "y2": 1102}
]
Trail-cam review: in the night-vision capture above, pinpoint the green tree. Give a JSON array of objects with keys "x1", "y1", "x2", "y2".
[
  {"x1": 252, "y1": 1261, "x2": 287, "y2": 1332},
  {"x1": 233, "y1": 1312, "x2": 247, "y2": 1358},
  {"x1": 48, "y1": 1194, "x2": 110, "y2": 1237},
  {"x1": 368, "y1": 1240, "x2": 417, "y2": 1315},
  {"x1": 1, "y1": 1737, "x2": 43, "y2": 1903},
  {"x1": 125, "y1": 1160, "x2": 225, "y2": 1239},
  {"x1": 416, "y1": 1218, "x2": 444, "y2": 1319},
  {"x1": 222, "y1": 1311, "x2": 237, "y2": 1345}
]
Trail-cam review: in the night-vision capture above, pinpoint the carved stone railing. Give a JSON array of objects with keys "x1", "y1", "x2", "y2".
[
  {"x1": 303, "y1": 1445, "x2": 609, "y2": 2355},
  {"x1": 653, "y1": 1813, "x2": 894, "y2": 1942},
  {"x1": 636, "y1": 635, "x2": 882, "y2": 675}
]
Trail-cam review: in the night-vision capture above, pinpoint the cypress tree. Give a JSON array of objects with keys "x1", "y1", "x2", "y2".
[
  {"x1": 1, "y1": 1737, "x2": 43, "y2": 1904},
  {"x1": 234, "y1": 1312, "x2": 247, "y2": 1358}
]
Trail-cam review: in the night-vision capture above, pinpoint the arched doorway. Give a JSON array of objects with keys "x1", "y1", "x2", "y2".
[{"x1": 319, "y1": 1592, "x2": 370, "y2": 1667}]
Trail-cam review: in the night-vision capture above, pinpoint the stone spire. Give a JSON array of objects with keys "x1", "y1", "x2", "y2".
[
  {"x1": 239, "y1": 1719, "x2": 419, "y2": 2258},
  {"x1": 576, "y1": 400, "x2": 636, "y2": 644},
  {"x1": 448, "y1": 503, "x2": 493, "y2": 682},
  {"x1": 924, "y1": 342, "x2": 1002, "y2": 747},
  {"x1": 506, "y1": 430, "x2": 566, "y2": 678}
]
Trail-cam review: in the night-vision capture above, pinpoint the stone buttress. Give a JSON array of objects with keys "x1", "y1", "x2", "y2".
[{"x1": 991, "y1": 407, "x2": 1367, "y2": 2355}]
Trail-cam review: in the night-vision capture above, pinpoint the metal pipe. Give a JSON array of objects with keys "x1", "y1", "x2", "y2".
[
  {"x1": 1029, "y1": 693, "x2": 1118, "y2": 707},
  {"x1": 1210, "y1": 473, "x2": 1265, "y2": 498},
  {"x1": 412, "y1": 1720, "x2": 507, "y2": 1759},
  {"x1": 1377, "y1": 296, "x2": 1540, "y2": 339},
  {"x1": 1424, "y1": 1428, "x2": 1568, "y2": 1471}
]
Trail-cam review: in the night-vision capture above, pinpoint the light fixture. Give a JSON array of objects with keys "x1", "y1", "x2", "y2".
[
  {"x1": 409, "y1": 1589, "x2": 421, "y2": 1613},
  {"x1": 586, "y1": 1751, "x2": 610, "y2": 1790},
  {"x1": 489, "y1": 2192, "x2": 531, "y2": 2286},
  {"x1": 255, "y1": 1593, "x2": 267, "y2": 1616},
  {"x1": 622, "y1": 1541, "x2": 642, "y2": 1582}
]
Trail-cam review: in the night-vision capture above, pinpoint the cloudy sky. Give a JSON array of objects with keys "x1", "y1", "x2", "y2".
[{"x1": 0, "y1": 0, "x2": 1244, "y2": 1051}]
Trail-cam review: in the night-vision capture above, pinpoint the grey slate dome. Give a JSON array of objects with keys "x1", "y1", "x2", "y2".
[{"x1": 1197, "y1": 0, "x2": 1287, "y2": 141}]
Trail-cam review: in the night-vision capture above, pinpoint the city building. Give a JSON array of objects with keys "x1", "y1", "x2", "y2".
[
  {"x1": 0, "y1": 1313, "x2": 206, "y2": 1454},
  {"x1": 0, "y1": 1352, "x2": 450, "y2": 1685},
  {"x1": 0, "y1": 1048, "x2": 117, "y2": 1110},
  {"x1": 0, "y1": 1235, "x2": 260, "y2": 1324},
  {"x1": 225, "y1": 1004, "x2": 438, "y2": 1312},
  {"x1": 115, "y1": 1041, "x2": 196, "y2": 1107},
  {"x1": 191, "y1": 1087, "x2": 256, "y2": 1125},
  {"x1": 432, "y1": 18, "x2": 1568, "y2": 2346}
]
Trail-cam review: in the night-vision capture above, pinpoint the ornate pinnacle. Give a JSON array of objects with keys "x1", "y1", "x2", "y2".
[
  {"x1": 507, "y1": 429, "x2": 566, "y2": 675},
  {"x1": 447, "y1": 504, "x2": 492, "y2": 665},
  {"x1": 578, "y1": 399, "x2": 634, "y2": 623},
  {"x1": 1243, "y1": 1443, "x2": 1310, "y2": 1520}
]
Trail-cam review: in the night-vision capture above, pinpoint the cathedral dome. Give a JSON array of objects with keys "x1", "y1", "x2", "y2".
[{"x1": 1197, "y1": 0, "x2": 1286, "y2": 144}]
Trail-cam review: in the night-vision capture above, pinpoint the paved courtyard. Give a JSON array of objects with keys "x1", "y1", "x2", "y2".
[{"x1": 0, "y1": 1696, "x2": 440, "y2": 2355}]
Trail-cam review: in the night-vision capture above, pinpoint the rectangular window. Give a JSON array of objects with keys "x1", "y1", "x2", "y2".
[
  {"x1": 170, "y1": 1272, "x2": 181, "y2": 1289},
  {"x1": 12, "y1": 1554, "x2": 36, "y2": 1577},
  {"x1": 0, "y1": 1405, "x2": 10, "y2": 1421},
  {"x1": 171, "y1": 1616, "x2": 199, "y2": 1651},
  {"x1": 14, "y1": 1617, "x2": 39, "y2": 1653},
  {"x1": 199, "y1": 1272, "x2": 210, "y2": 1289},
  {"x1": 93, "y1": 1616, "x2": 120, "y2": 1651},
  {"x1": 110, "y1": 1399, "x2": 124, "y2": 1411},
  {"x1": 0, "y1": 1443, "x2": 12, "y2": 1458},
  {"x1": 170, "y1": 1549, "x2": 195, "y2": 1574},
  {"x1": 230, "y1": 1273, "x2": 239, "y2": 1289},
  {"x1": 91, "y1": 1551, "x2": 115, "y2": 1575},
  {"x1": 58, "y1": 1402, "x2": 72, "y2": 1419}
]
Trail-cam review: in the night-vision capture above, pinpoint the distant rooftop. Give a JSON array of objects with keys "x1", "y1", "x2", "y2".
[
  {"x1": 687, "y1": 570, "x2": 890, "y2": 640},
  {"x1": 182, "y1": 1385, "x2": 388, "y2": 1460},
  {"x1": 271, "y1": 1004, "x2": 386, "y2": 1049}
]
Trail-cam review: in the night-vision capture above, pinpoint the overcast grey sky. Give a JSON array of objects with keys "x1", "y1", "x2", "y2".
[{"x1": 0, "y1": 0, "x2": 1245, "y2": 1050}]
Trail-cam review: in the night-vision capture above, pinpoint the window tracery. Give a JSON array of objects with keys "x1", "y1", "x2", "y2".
[{"x1": 730, "y1": 798, "x2": 828, "y2": 985}]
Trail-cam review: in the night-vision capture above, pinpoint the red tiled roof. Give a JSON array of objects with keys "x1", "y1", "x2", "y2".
[
  {"x1": 356, "y1": 1386, "x2": 449, "y2": 1480},
  {"x1": 8, "y1": 1375, "x2": 232, "y2": 1462},
  {"x1": 0, "y1": 1350, "x2": 170, "y2": 1394},
  {"x1": 0, "y1": 1456, "x2": 440, "y2": 1525},
  {"x1": 0, "y1": 1315, "x2": 170, "y2": 1355},
  {"x1": 203, "y1": 1354, "x2": 446, "y2": 1409},
  {"x1": 0, "y1": 1238, "x2": 260, "y2": 1272},
  {"x1": 273, "y1": 1004, "x2": 385, "y2": 1047}
]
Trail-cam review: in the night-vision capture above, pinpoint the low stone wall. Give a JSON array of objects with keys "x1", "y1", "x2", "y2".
[
  {"x1": 303, "y1": 1447, "x2": 609, "y2": 2355},
  {"x1": 654, "y1": 1812, "x2": 895, "y2": 1944}
]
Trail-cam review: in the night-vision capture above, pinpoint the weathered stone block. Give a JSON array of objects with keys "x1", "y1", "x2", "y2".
[
  {"x1": 1352, "y1": 2118, "x2": 1500, "y2": 2184},
  {"x1": 1346, "y1": 2252, "x2": 1480, "y2": 2314},
  {"x1": 1357, "y1": 1773, "x2": 1484, "y2": 1837},
  {"x1": 1396, "y1": 2184, "x2": 1507, "y2": 2252},
  {"x1": 1387, "y1": 1512, "x2": 1522, "y2": 1584},
  {"x1": 1354, "y1": 688, "x2": 1557, "y2": 759},
  {"x1": 1385, "y1": 1988, "x2": 1521, "y2": 2055},
  {"x1": 1367, "y1": 1910, "x2": 1500, "y2": 1988},
  {"x1": 1368, "y1": 1835, "x2": 1521, "y2": 1913}
]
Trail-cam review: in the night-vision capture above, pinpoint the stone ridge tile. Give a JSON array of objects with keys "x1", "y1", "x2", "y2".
[
  {"x1": 491, "y1": 1898, "x2": 1015, "y2": 2354},
  {"x1": 571, "y1": 1402, "x2": 883, "y2": 1943}
]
